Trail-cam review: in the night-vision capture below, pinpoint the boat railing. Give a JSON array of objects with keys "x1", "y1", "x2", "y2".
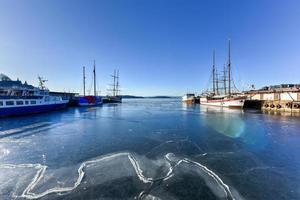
[{"x1": 0, "y1": 95, "x2": 43, "y2": 99}]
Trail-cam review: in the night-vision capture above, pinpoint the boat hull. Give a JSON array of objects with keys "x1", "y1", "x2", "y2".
[
  {"x1": 0, "y1": 103, "x2": 67, "y2": 117},
  {"x1": 182, "y1": 99, "x2": 194, "y2": 104},
  {"x1": 200, "y1": 98, "x2": 245, "y2": 108},
  {"x1": 182, "y1": 94, "x2": 195, "y2": 104},
  {"x1": 78, "y1": 96, "x2": 103, "y2": 106},
  {"x1": 103, "y1": 96, "x2": 122, "y2": 103}
]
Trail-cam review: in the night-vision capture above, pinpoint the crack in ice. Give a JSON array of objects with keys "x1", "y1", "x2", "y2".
[{"x1": 0, "y1": 152, "x2": 237, "y2": 200}]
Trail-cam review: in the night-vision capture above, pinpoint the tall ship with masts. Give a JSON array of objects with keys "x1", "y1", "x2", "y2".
[
  {"x1": 103, "y1": 69, "x2": 122, "y2": 103},
  {"x1": 200, "y1": 40, "x2": 246, "y2": 108},
  {"x1": 78, "y1": 60, "x2": 103, "y2": 106}
]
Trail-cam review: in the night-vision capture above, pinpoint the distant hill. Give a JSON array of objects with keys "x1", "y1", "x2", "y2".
[
  {"x1": 120, "y1": 95, "x2": 144, "y2": 99},
  {"x1": 146, "y1": 96, "x2": 177, "y2": 98}
]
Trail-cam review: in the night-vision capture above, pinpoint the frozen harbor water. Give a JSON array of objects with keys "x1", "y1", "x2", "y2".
[{"x1": 0, "y1": 98, "x2": 299, "y2": 200}]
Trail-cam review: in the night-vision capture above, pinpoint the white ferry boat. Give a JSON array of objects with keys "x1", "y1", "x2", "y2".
[
  {"x1": 0, "y1": 74, "x2": 68, "y2": 117},
  {"x1": 200, "y1": 41, "x2": 246, "y2": 108}
]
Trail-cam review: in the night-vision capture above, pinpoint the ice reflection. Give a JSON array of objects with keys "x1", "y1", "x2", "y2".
[
  {"x1": 201, "y1": 106, "x2": 245, "y2": 138},
  {"x1": 200, "y1": 105, "x2": 268, "y2": 150}
]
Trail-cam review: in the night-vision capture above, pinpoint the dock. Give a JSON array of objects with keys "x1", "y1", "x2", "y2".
[{"x1": 244, "y1": 84, "x2": 300, "y2": 112}]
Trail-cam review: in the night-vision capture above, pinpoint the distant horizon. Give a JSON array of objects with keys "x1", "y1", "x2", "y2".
[{"x1": 1, "y1": 0, "x2": 300, "y2": 96}]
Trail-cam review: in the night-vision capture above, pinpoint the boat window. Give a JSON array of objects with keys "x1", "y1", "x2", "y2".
[
  {"x1": 6, "y1": 101, "x2": 14, "y2": 106},
  {"x1": 30, "y1": 101, "x2": 36, "y2": 105},
  {"x1": 0, "y1": 101, "x2": 3, "y2": 106},
  {"x1": 16, "y1": 101, "x2": 24, "y2": 105},
  {"x1": 25, "y1": 101, "x2": 29, "y2": 105}
]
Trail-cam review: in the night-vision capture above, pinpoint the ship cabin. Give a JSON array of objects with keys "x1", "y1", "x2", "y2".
[
  {"x1": 0, "y1": 73, "x2": 52, "y2": 108},
  {"x1": 185, "y1": 93, "x2": 195, "y2": 98}
]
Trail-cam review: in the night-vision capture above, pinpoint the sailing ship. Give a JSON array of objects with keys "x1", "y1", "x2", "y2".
[
  {"x1": 103, "y1": 69, "x2": 122, "y2": 103},
  {"x1": 78, "y1": 61, "x2": 103, "y2": 106},
  {"x1": 200, "y1": 41, "x2": 246, "y2": 108},
  {"x1": 0, "y1": 74, "x2": 68, "y2": 117}
]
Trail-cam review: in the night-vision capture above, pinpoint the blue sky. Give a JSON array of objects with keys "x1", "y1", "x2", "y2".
[{"x1": 0, "y1": 0, "x2": 299, "y2": 96}]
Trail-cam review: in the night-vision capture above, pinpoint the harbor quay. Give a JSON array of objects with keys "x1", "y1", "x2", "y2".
[
  {"x1": 183, "y1": 84, "x2": 300, "y2": 113},
  {"x1": 244, "y1": 84, "x2": 300, "y2": 113}
]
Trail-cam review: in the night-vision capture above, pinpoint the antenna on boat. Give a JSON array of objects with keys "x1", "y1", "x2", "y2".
[
  {"x1": 83, "y1": 66, "x2": 86, "y2": 96},
  {"x1": 228, "y1": 39, "x2": 231, "y2": 97},
  {"x1": 93, "y1": 60, "x2": 96, "y2": 96},
  {"x1": 38, "y1": 76, "x2": 47, "y2": 90}
]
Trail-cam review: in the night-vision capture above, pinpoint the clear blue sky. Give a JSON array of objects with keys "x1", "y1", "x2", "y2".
[{"x1": 0, "y1": 0, "x2": 299, "y2": 96}]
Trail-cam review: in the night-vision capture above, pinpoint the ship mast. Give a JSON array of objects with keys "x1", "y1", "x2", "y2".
[
  {"x1": 216, "y1": 69, "x2": 219, "y2": 95},
  {"x1": 212, "y1": 50, "x2": 216, "y2": 94},
  {"x1": 223, "y1": 64, "x2": 227, "y2": 95},
  {"x1": 83, "y1": 66, "x2": 86, "y2": 96},
  {"x1": 228, "y1": 40, "x2": 231, "y2": 97},
  {"x1": 93, "y1": 60, "x2": 96, "y2": 96},
  {"x1": 112, "y1": 70, "x2": 116, "y2": 96},
  {"x1": 116, "y1": 70, "x2": 119, "y2": 96},
  {"x1": 108, "y1": 69, "x2": 120, "y2": 97}
]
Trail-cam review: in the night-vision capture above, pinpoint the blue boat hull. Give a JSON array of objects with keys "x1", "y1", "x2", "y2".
[
  {"x1": 0, "y1": 103, "x2": 67, "y2": 117},
  {"x1": 78, "y1": 96, "x2": 103, "y2": 106}
]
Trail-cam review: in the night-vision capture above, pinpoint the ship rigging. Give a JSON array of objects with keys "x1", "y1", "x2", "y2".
[{"x1": 200, "y1": 40, "x2": 246, "y2": 108}]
